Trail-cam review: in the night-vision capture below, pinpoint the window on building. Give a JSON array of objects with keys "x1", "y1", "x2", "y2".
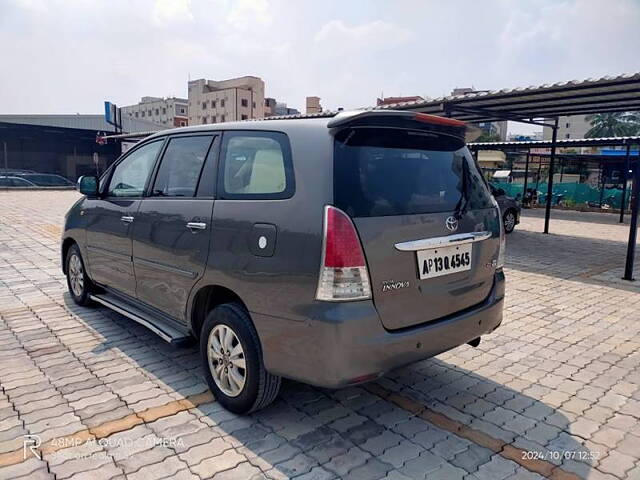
[
  {"x1": 180, "y1": 107, "x2": 185, "y2": 114},
  {"x1": 566, "y1": 122, "x2": 570, "y2": 128},
  {"x1": 565, "y1": 133, "x2": 571, "y2": 139},
  {"x1": 148, "y1": 110, "x2": 152, "y2": 116},
  {"x1": 135, "y1": 112, "x2": 139, "y2": 118},
  {"x1": 211, "y1": 116, "x2": 216, "y2": 124},
  {"x1": 155, "y1": 109, "x2": 159, "y2": 115},
  {"x1": 212, "y1": 101, "x2": 216, "y2": 108},
  {"x1": 202, "y1": 116, "x2": 208, "y2": 124},
  {"x1": 252, "y1": 101, "x2": 256, "y2": 109},
  {"x1": 202, "y1": 101, "x2": 207, "y2": 110},
  {"x1": 151, "y1": 135, "x2": 212, "y2": 197},
  {"x1": 162, "y1": 107, "x2": 167, "y2": 114},
  {"x1": 141, "y1": 111, "x2": 145, "y2": 117},
  {"x1": 220, "y1": 132, "x2": 293, "y2": 198},
  {"x1": 221, "y1": 99, "x2": 225, "y2": 108},
  {"x1": 241, "y1": 99, "x2": 248, "y2": 107},
  {"x1": 221, "y1": 115, "x2": 226, "y2": 122},
  {"x1": 241, "y1": 114, "x2": 248, "y2": 120}
]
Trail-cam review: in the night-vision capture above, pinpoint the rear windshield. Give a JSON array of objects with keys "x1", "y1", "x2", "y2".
[{"x1": 334, "y1": 127, "x2": 493, "y2": 217}]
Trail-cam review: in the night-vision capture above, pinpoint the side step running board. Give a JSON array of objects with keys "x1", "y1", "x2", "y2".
[{"x1": 90, "y1": 293, "x2": 191, "y2": 345}]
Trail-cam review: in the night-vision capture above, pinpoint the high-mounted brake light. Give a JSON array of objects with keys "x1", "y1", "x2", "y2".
[
  {"x1": 413, "y1": 113, "x2": 466, "y2": 127},
  {"x1": 316, "y1": 206, "x2": 372, "y2": 301}
]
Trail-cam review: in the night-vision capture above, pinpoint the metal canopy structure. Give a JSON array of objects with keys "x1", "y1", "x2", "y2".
[
  {"x1": 379, "y1": 73, "x2": 640, "y2": 280},
  {"x1": 375, "y1": 73, "x2": 640, "y2": 127},
  {"x1": 468, "y1": 136, "x2": 640, "y2": 150}
]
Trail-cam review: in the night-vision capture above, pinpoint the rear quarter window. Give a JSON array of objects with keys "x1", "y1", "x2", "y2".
[
  {"x1": 334, "y1": 128, "x2": 493, "y2": 217},
  {"x1": 218, "y1": 131, "x2": 294, "y2": 200}
]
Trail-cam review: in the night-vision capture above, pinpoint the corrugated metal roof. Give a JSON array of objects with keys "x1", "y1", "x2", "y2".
[
  {"x1": 253, "y1": 111, "x2": 338, "y2": 121},
  {"x1": 469, "y1": 136, "x2": 640, "y2": 149},
  {"x1": 0, "y1": 114, "x2": 165, "y2": 133},
  {"x1": 373, "y1": 72, "x2": 640, "y2": 123}
]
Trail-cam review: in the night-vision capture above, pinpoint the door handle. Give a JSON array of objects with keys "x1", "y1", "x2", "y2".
[
  {"x1": 186, "y1": 222, "x2": 207, "y2": 231},
  {"x1": 121, "y1": 216, "x2": 134, "y2": 224}
]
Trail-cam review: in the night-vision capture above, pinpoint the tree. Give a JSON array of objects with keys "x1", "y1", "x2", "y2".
[{"x1": 585, "y1": 112, "x2": 640, "y2": 138}]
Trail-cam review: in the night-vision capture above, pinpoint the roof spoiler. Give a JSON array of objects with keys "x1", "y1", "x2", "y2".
[{"x1": 327, "y1": 110, "x2": 481, "y2": 143}]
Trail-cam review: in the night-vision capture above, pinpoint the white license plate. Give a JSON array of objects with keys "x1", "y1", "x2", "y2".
[{"x1": 416, "y1": 243, "x2": 472, "y2": 280}]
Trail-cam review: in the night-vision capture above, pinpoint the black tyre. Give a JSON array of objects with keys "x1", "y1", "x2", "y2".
[
  {"x1": 503, "y1": 209, "x2": 517, "y2": 234},
  {"x1": 200, "y1": 302, "x2": 281, "y2": 414},
  {"x1": 66, "y1": 244, "x2": 94, "y2": 306}
]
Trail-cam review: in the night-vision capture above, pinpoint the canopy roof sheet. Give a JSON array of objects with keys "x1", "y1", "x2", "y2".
[
  {"x1": 375, "y1": 73, "x2": 640, "y2": 123},
  {"x1": 469, "y1": 136, "x2": 640, "y2": 150}
]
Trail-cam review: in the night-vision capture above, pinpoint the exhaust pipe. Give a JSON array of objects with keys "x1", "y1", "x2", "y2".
[{"x1": 467, "y1": 337, "x2": 481, "y2": 347}]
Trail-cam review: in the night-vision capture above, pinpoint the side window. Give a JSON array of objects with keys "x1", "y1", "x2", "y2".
[
  {"x1": 107, "y1": 140, "x2": 163, "y2": 197},
  {"x1": 220, "y1": 131, "x2": 294, "y2": 199},
  {"x1": 151, "y1": 135, "x2": 213, "y2": 197}
]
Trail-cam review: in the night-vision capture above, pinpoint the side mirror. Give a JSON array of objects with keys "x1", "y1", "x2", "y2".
[{"x1": 77, "y1": 175, "x2": 99, "y2": 198}]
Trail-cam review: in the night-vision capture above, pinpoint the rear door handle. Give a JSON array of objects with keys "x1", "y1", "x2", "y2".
[
  {"x1": 186, "y1": 222, "x2": 207, "y2": 231},
  {"x1": 121, "y1": 216, "x2": 134, "y2": 224},
  {"x1": 394, "y1": 231, "x2": 492, "y2": 251}
]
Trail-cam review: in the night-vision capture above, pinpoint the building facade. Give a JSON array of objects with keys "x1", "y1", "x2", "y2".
[
  {"x1": 543, "y1": 115, "x2": 592, "y2": 140},
  {"x1": 121, "y1": 97, "x2": 188, "y2": 127},
  {"x1": 306, "y1": 96, "x2": 322, "y2": 114},
  {"x1": 188, "y1": 76, "x2": 265, "y2": 124},
  {"x1": 264, "y1": 98, "x2": 300, "y2": 117},
  {"x1": 0, "y1": 114, "x2": 164, "y2": 181}
]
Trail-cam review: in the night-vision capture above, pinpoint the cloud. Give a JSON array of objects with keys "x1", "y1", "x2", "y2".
[
  {"x1": 152, "y1": 0, "x2": 193, "y2": 26},
  {"x1": 0, "y1": 0, "x2": 638, "y2": 121},
  {"x1": 314, "y1": 19, "x2": 412, "y2": 51},
  {"x1": 226, "y1": 0, "x2": 271, "y2": 30}
]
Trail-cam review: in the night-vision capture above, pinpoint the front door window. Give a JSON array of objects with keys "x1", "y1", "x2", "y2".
[{"x1": 108, "y1": 141, "x2": 163, "y2": 197}]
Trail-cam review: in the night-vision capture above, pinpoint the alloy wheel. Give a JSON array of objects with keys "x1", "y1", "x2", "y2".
[
  {"x1": 207, "y1": 324, "x2": 247, "y2": 397},
  {"x1": 504, "y1": 212, "x2": 516, "y2": 232},
  {"x1": 68, "y1": 254, "x2": 84, "y2": 297}
]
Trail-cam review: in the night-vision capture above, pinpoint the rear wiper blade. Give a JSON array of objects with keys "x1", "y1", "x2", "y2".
[{"x1": 453, "y1": 158, "x2": 470, "y2": 220}]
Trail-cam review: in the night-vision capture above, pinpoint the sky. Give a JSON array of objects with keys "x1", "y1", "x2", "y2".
[{"x1": 1, "y1": 0, "x2": 639, "y2": 135}]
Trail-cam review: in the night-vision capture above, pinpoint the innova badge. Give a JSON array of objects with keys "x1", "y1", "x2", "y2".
[{"x1": 445, "y1": 216, "x2": 459, "y2": 232}]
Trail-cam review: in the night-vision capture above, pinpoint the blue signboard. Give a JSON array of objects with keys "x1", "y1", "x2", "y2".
[{"x1": 104, "y1": 101, "x2": 117, "y2": 125}]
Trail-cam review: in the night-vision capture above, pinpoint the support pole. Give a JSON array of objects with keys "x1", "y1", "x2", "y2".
[
  {"x1": 624, "y1": 148, "x2": 639, "y2": 281},
  {"x1": 544, "y1": 118, "x2": 558, "y2": 234},
  {"x1": 598, "y1": 162, "x2": 605, "y2": 207},
  {"x1": 523, "y1": 149, "x2": 530, "y2": 206},
  {"x1": 620, "y1": 143, "x2": 631, "y2": 223}
]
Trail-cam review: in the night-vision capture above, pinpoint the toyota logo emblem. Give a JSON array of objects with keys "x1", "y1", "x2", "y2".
[{"x1": 445, "y1": 216, "x2": 459, "y2": 232}]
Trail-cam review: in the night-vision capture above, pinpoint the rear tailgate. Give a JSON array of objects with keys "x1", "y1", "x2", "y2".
[{"x1": 333, "y1": 116, "x2": 500, "y2": 330}]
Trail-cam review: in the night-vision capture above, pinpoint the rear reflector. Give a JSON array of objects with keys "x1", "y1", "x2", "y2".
[
  {"x1": 413, "y1": 113, "x2": 466, "y2": 127},
  {"x1": 316, "y1": 206, "x2": 372, "y2": 301}
]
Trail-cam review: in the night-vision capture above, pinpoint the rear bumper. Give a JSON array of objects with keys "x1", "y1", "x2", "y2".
[{"x1": 255, "y1": 270, "x2": 505, "y2": 388}]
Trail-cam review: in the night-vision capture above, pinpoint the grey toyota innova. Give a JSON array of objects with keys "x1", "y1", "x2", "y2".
[{"x1": 62, "y1": 110, "x2": 505, "y2": 414}]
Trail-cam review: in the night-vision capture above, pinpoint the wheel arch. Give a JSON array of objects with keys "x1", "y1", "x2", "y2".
[
  {"x1": 503, "y1": 206, "x2": 517, "y2": 216},
  {"x1": 190, "y1": 285, "x2": 250, "y2": 339},
  {"x1": 61, "y1": 237, "x2": 78, "y2": 275}
]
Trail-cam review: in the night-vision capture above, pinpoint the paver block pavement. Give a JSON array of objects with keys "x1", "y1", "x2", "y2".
[{"x1": 2, "y1": 192, "x2": 640, "y2": 480}]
